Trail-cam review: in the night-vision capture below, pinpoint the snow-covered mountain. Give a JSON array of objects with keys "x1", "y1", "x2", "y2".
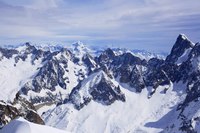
[{"x1": 1, "y1": 34, "x2": 200, "y2": 133}]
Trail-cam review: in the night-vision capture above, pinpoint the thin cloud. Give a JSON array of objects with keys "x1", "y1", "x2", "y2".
[{"x1": 0, "y1": 0, "x2": 199, "y2": 52}]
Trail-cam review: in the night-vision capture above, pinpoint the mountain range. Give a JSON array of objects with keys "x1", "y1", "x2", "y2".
[{"x1": 0, "y1": 34, "x2": 200, "y2": 133}]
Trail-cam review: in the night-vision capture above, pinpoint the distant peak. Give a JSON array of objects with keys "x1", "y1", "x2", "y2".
[
  {"x1": 72, "y1": 41, "x2": 85, "y2": 48},
  {"x1": 71, "y1": 41, "x2": 93, "y2": 59},
  {"x1": 72, "y1": 41, "x2": 89, "y2": 51}
]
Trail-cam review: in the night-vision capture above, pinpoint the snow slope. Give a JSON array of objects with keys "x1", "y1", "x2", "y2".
[
  {"x1": 0, "y1": 117, "x2": 68, "y2": 133},
  {"x1": 43, "y1": 80, "x2": 186, "y2": 133},
  {"x1": 0, "y1": 54, "x2": 42, "y2": 102}
]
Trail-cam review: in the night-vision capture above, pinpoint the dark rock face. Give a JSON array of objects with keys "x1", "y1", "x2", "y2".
[
  {"x1": 25, "y1": 110, "x2": 44, "y2": 125},
  {"x1": 68, "y1": 71, "x2": 125, "y2": 110},
  {"x1": 130, "y1": 65, "x2": 145, "y2": 92},
  {"x1": 97, "y1": 49, "x2": 149, "y2": 92},
  {"x1": 97, "y1": 48, "x2": 115, "y2": 64},
  {"x1": 113, "y1": 53, "x2": 144, "y2": 82},
  {"x1": 0, "y1": 101, "x2": 19, "y2": 128},
  {"x1": 90, "y1": 78, "x2": 125, "y2": 105},
  {"x1": 118, "y1": 65, "x2": 132, "y2": 83},
  {"x1": 0, "y1": 47, "x2": 18, "y2": 59},
  {"x1": 0, "y1": 95, "x2": 44, "y2": 129},
  {"x1": 144, "y1": 58, "x2": 170, "y2": 89},
  {"x1": 13, "y1": 94, "x2": 44, "y2": 125},
  {"x1": 82, "y1": 54, "x2": 98, "y2": 74}
]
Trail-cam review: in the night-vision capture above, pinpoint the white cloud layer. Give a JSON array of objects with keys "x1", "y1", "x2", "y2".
[{"x1": 0, "y1": 0, "x2": 199, "y2": 52}]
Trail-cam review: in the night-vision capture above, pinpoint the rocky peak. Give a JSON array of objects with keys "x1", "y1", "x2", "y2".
[
  {"x1": 14, "y1": 43, "x2": 48, "y2": 64},
  {"x1": 68, "y1": 70, "x2": 125, "y2": 110},
  {"x1": 52, "y1": 48, "x2": 72, "y2": 62},
  {"x1": 72, "y1": 41, "x2": 91, "y2": 56},
  {"x1": 97, "y1": 48, "x2": 115, "y2": 65},
  {"x1": 166, "y1": 34, "x2": 194, "y2": 63},
  {"x1": 17, "y1": 42, "x2": 37, "y2": 54},
  {"x1": 71, "y1": 41, "x2": 94, "y2": 65}
]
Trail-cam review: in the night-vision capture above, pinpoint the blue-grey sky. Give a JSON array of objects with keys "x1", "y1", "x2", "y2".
[{"x1": 0, "y1": 0, "x2": 200, "y2": 52}]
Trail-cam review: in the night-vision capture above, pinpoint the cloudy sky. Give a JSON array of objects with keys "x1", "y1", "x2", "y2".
[{"x1": 0, "y1": 0, "x2": 200, "y2": 52}]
